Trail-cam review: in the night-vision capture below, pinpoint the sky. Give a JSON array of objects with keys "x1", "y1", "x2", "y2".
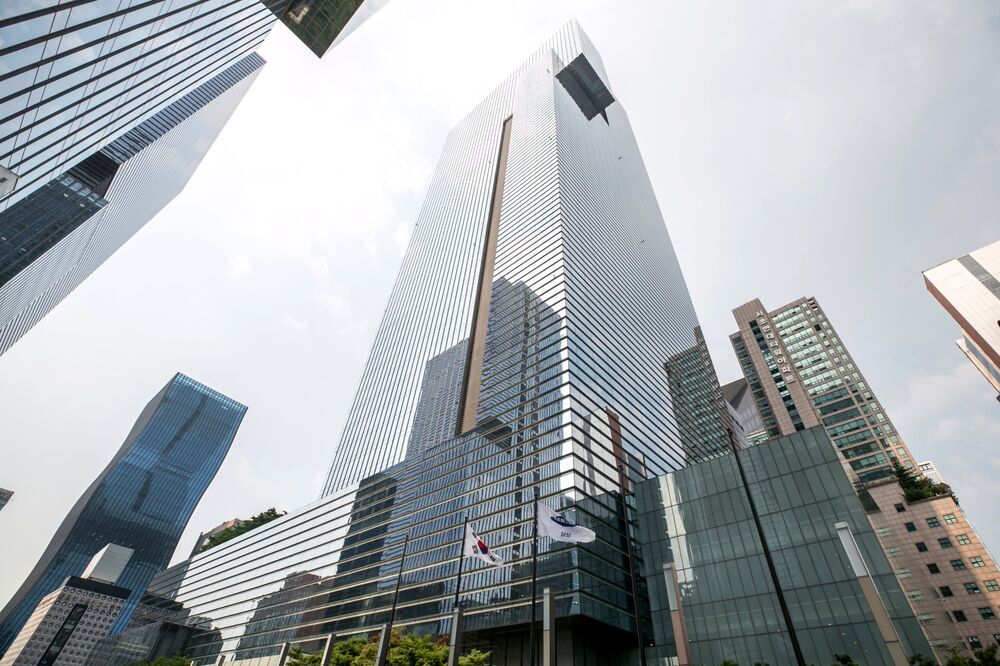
[{"x1": 1, "y1": 0, "x2": 999, "y2": 606}]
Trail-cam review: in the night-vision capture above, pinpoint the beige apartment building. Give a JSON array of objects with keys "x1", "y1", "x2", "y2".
[
  {"x1": 865, "y1": 477, "x2": 1000, "y2": 661},
  {"x1": 729, "y1": 296, "x2": 1000, "y2": 660}
]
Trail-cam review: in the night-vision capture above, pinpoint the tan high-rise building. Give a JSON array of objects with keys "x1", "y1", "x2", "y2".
[
  {"x1": 729, "y1": 296, "x2": 917, "y2": 483},
  {"x1": 923, "y1": 240, "x2": 1000, "y2": 400},
  {"x1": 863, "y1": 470, "x2": 1000, "y2": 661}
]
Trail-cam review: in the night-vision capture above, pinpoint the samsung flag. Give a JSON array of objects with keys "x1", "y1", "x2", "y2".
[
  {"x1": 537, "y1": 503, "x2": 596, "y2": 543},
  {"x1": 464, "y1": 524, "x2": 504, "y2": 567}
]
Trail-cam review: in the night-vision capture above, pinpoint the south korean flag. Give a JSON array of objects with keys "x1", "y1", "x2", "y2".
[{"x1": 464, "y1": 524, "x2": 505, "y2": 567}]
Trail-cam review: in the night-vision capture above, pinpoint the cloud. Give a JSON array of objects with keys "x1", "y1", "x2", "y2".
[
  {"x1": 225, "y1": 255, "x2": 253, "y2": 279},
  {"x1": 280, "y1": 313, "x2": 308, "y2": 331}
]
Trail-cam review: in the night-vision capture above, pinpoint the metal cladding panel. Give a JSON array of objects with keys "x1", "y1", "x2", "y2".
[{"x1": 0, "y1": 374, "x2": 247, "y2": 654}]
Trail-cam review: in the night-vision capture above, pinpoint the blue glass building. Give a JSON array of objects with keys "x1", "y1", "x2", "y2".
[{"x1": 0, "y1": 373, "x2": 247, "y2": 656}]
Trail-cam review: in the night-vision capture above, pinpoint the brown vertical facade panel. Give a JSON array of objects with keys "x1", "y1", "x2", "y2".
[{"x1": 457, "y1": 116, "x2": 513, "y2": 434}]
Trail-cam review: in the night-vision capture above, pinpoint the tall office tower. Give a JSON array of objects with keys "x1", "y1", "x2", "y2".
[
  {"x1": 95, "y1": 22, "x2": 738, "y2": 665},
  {"x1": 0, "y1": 489, "x2": 11, "y2": 512},
  {"x1": 0, "y1": 373, "x2": 247, "y2": 656},
  {"x1": 923, "y1": 240, "x2": 1000, "y2": 400},
  {"x1": 730, "y1": 297, "x2": 918, "y2": 483},
  {"x1": 0, "y1": 54, "x2": 262, "y2": 357},
  {"x1": 0, "y1": 0, "x2": 384, "y2": 211},
  {"x1": 324, "y1": 19, "x2": 727, "y2": 494}
]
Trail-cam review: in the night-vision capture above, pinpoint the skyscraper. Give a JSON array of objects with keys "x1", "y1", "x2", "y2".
[
  {"x1": 923, "y1": 240, "x2": 1000, "y2": 400},
  {"x1": 94, "y1": 22, "x2": 743, "y2": 665},
  {"x1": 0, "y1": 0, "x2": 385, "y2": 354},
  {"x1": 730, "y1": 296, "x2": 918, "y2": 483},
  {"x1": 0, "y1": 54, "x2": 263, "y2": 357},
  {"x1": 323, "y1": 19, "x2": 727, "y2": 493},
  {"x1": 0, "y1": 373, "x2": 247, "y2": 655},
  {"x1": 0, "y1": 0, "x2": 385, "y2": 211}
]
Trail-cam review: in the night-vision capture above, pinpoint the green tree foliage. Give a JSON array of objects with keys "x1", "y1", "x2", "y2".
[
  {"x1": 910, "y1": 654, "x2": 937, "y2": 666},
  {"x1": 832, "y1": 655, "x2": 860, "y2": 666},
  {"x1": 893, "y1": 462, "x2": 954, "y2": 503},
  {"x1": 292, "y1": 631, "x2": 490, "y2": 666},
  {"x1": 287, "y1": 645, "x2": 323, "y2": 666},
  {"x1": 196, "y1": 508, "x2": 286, "y2": 554},
  {"x1": 943, "y1": 644, "x2": 1000, "y2": 666}
]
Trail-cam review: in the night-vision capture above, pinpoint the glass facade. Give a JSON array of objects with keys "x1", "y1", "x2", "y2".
[
  {"x1": 0, "y1": 53, "x2": 263, "y2": 357},
  {"x1": 95, "y1": 22, "x2": 734, "y2": 665},
  {"x1": 635, "y1": 427, "x2": 931, "y2": 665},
  {"x1": 0, "y1": 373, "x2": 247, "y2": 655},
  {"x1": 0, "y1": 0, "x2": 282, "y2": 212},
  {"x1": 730, "y1": 297, "x2": 918, "y2": 483},
  {"x1": 324, "y1": 19, "x2": 728, "y2": 495}
]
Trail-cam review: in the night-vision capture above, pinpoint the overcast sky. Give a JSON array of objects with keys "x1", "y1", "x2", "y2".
[{"x1": 1, "y1": 0, "x2": 998, "y2": 605}]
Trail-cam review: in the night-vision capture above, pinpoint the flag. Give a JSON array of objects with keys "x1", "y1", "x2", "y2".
[
  {"x1": 464, "y1": 524, "x2": 504, "y2": 567},
  {"x1": 537, "y1": 503, "x2": 596, "y2": 543}
]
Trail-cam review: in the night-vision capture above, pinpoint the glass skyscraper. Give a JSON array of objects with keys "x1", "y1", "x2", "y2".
[
  {"x1": 0, "y1": 53, "x2": 263, "y2": 356},
  {"x1": 324, "y1": 19, "x2": 727, "y2": 495},
  {"x1": 92, "y1": 22, "x2": 742, "y2": 666},
  {"x1": 0, "y1": 0, "x2": 384, "y2": 355},
  {"x1": 0, "y1": 373, "x2": 247, "y2": 656}
]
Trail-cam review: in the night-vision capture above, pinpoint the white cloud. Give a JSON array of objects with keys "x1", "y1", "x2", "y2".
[
  {"x1": 280, "y1": 313, "x2": 308, "y2": 331},
  {"x1": 225, "y1": 255, "x2": 253, "y2": 279}
]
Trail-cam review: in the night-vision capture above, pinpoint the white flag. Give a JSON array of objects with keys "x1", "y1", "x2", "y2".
[
  {"x1": 537, "y1": 503, "x2": 596, "y2": 543},
  {"x1": 464, "y1": 524, "x2": 504, "y2": 567}
]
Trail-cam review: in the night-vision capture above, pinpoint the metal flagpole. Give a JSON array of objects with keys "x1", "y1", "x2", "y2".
[
  {"x1": 528, "y1": 492, "x2": 539, "y2": 666},
  {"x1": 388, "y1": 533, "x2": 409, "y2": 627},
  {"x1": 454, "y1": 516, "x2": 468, "y2": 609}
]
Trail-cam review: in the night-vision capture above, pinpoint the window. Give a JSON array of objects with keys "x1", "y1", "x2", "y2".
[
  {"x1": 993, "y1": 634, "x2": 1000, "y2": 646},
  {"x1": 969, "y1": 636, "x2": 983, "y2": 649},
  {"x1": 957, "y1": 534, "x2": 972, "y2": 545},
  {"x1": 954, "y1": 610, "x2": 968, "y2": 622},
  {"x1": 905, "y1": 522, "x2": 917, "y2": 532},
  {"x1": 918, "y1": 613, "x2": 935, "y2": 625},
  {"x1": 966, "y1": 583, "x2": 982, "y2": 595},
  {"x1": 927, "y1": 517, "x2": 941, "y2": 528},
  {"x1": 908, "y1": 590, "x2": 924, "y2": 601},
  {"x1": 986, "y1": 580, "x2": 1000, "y2": 592},
  {"x1": 939, "y1": 538, "x2": 954, "y2": 549},
  {"x1": 876, "y1": 527, "x2": 892, "y2": 537},
  {"x1": 979, "y1": 608, "x2": 997, "y2": 620},
  {"x1": 972, "y1": 557, "x2": 986, "y2": 568},
  {"x1": 928, "y1": 563, "x2": 941, "y2": 574},
  {"x1": 952, "y1": 559, "x2": 968, "y2": 571},
  {"x1": 895, "y1": 503, "x2": 906, "y2": 512},
  {"x1": 940, "y1": 586, "x2": 954, "y2": 597},
  {"x1": 916, "y1": 542, "x2": 928, "y2": 552},
  {"x1": 944, "y1": 513, "x2": 958, "y2": 524}
]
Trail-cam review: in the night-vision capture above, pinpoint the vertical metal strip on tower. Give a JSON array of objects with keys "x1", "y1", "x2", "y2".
[{"x1": 457, "y1": 116, "x2": 513, "y2": 434}]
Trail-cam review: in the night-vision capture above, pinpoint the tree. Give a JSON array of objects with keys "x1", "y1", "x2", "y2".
[
  {"x1": 944, "y1": 644, "x2": 1000, "y2": 666},
  {"x1": 910, "y1": 654, "x2": 937, "y2": 666},
  {"x1": 832, "y1": 655, "x2": 860, "y2": 666},
  {"x1": 196, "y1": 508, "x2": 286, "y2": 554},
  {"x1": 287, "y1": 645, "x2": 322, "y2": 666},
  {"x1": 892, "y1": 462, "x2": 954, "y2": 503},
  {"x1": 459, "y1": 649, "x2": 491, "y2": 666}
]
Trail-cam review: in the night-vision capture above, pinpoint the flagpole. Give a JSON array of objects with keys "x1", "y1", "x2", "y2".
[
  {"x1": 388, "y1": 533, "x2": 409, "y2": 627},
  {"x1": 454, "y1": 516, "x2": 468, "y2": 610},
  {"x1": 528, "y1": 491, "x2": 539, "y2": 666}
]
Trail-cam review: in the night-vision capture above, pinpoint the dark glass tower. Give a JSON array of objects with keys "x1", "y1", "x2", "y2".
[
  {"x1": 0, "y1": 54, "x2": 263, "y2": 356},
  {"x1": 0, "y1": 373, "x2": 247, "y2": 655}
]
